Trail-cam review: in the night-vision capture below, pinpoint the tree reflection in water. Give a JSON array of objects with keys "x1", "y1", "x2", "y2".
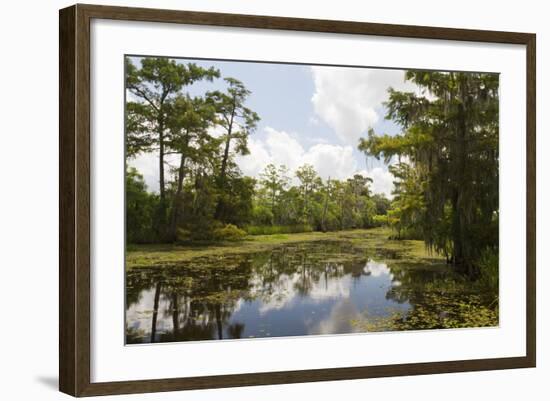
[{"x1": 126, "y1": 240, "x2": 496, "y2": 344}]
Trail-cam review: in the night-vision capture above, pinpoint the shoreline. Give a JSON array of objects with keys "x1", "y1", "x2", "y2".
[{"x1": 126, "y1": 227, "x2": 443, "y2": 269}]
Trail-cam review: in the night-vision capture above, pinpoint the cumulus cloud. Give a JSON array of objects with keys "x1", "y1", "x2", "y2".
[
  {"x1": 310, "y1": 67, "x2": 418, "y2": 145},
  {"x1": 356, "y1": 167, "x2": 395, "y2": 199},
  {"x1": 238, "y1": 127, "x2": 398, "y2": 196},
  {"x1": 302, "y1": 143, "x2": 356, "y2": 181},
  {"x1": 237, "y1": 127, "x2": 363, "y2": 184}
]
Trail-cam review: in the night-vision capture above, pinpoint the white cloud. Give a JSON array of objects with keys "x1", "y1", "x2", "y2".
[
  {"x1": 310, "y1": 67, "x2": 418, "y2": 145},
  {"x1": 237, "y1": 127, "x2": 362, "y2": 184},
  {"x1": 357, "y1": 167, "x2": 395, "y2": 199},
  {"x1": 309, "y1": 299, "x2": 360, "y2": 335},
  {"x1": 249, "y1": 267, "x2": 352, "y2": 315},
  {"x1": 264, "y1": 127, "x2": 305, "y2": 170},
  {"x1": 302, "y1": 143, "x2": 357, "y2": 181},
  {"x1": 364, "y1": 261, "x2": 392, "y2": 278},
  {"x1": 236, "y1": 137, "x2": 271, "y2": 179},
  {"x1": 239, "y1": 127, "x2": 398, "y2": 196}
]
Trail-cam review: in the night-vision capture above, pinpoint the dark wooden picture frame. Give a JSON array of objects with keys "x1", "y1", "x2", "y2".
[{"x1": 59, "y1": 3, "x2": 536, "y2": 397}]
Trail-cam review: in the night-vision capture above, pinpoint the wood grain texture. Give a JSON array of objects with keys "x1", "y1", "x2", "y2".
[
  {"x1": 78, "y1": 3, "x2": 533, "y2": 44},
  {"x1": 525, "y1": 34, "x2": 536, "y2": 367},
  {"x1": 60, "y1": 4, "x2": 92, "y2": 396},
  {"x1": 77, "y1": 357, "x2": 534, "y2": 396},
  {"x1": 59, "y1": 3, "x2": 537, "y2": 397},
  {"x1": 59, "y1": 5, "x2": 76, "y2": 395}
]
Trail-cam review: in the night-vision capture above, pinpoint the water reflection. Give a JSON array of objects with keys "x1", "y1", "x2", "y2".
[{"x1": 126, "y1": 241, "x2": 451, "y2": 343}]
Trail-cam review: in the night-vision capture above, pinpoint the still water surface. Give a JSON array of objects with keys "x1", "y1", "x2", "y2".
[{"x1": 126, "y1": 240, "x2": 457, "y2": 343}]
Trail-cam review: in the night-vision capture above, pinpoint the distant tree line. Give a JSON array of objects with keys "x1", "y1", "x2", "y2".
[{"x1": 251, "y1": 163, "x2": 390, "y2": 234}]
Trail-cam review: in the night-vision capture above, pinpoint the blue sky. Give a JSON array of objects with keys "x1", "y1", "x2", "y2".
[{"x1": 128, "y1": 56, "x2": 419, "y2": 197}]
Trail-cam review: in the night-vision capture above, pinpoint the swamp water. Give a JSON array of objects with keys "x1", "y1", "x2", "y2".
[{"x1": 126, "y1": 239, "x2": 497, "y2": 344}]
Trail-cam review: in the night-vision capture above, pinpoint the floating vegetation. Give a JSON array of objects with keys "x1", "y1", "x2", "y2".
[{"x1": 126, "y1": 228, "x2": 498, "y2": 343}]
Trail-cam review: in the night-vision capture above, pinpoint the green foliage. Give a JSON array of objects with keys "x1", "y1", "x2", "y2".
[
  {"x1": 359, "y1": 71, "x2": 499, "y2": 273},
  {"x1": 126, "y1": 57, "x2": 262, "y2": 243},
  {"x1": 371, "y1": 193, "x2": 391, "y2": 215},
  {"x1": 210, "y1": 78, "x2": 260, "y2": 222},
  {"x1": 395, "y1": 294, "x2": 498, "y2": 330},
  {"x1": 126, "y1": 56, "x2": 220, "y2": 240},
  {"x1": 212, "y1": 224, "x2": 247, "y2": 241},
  {"x1": 125, "y1": 55, "x2": 499, "y2": 292},
  {"x1": 215, "y1": 176, "x2": 256, "y2": 226},
  {"x1": 125, "y1": 57, "x2": 219, "y2": 160},
  {"x1": 258, "y1": 163, "x2": 290, "y2": 223},
  {"x1": 353, "y1": 277, "x2": 498, "y2": 332},
  {"x1": 474, "y1": 248, "x2": 499, "y2": 303},
  {"x1": 126, "y1": 168, "x2": 159, "y2": 243},
  {"x1": 251, "y1": 204, "x2": 274, "y2": 226},
  {"x1": 294, "y1": 164, "x2": 320, "y2": 223},
  {"x1": 371, "y1": 214, "x2": 389, "y2": 227},
  {"x1": 245, "y1": 224, "x2": 313, "y2": 236},
  {"x1": 125, "y1": 58, "x2": 388, "y2": 244},
  {"x1": 251, "y1": 163, "x2": 382, "y2": 233}
]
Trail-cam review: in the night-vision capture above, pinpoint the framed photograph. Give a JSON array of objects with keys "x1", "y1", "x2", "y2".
[{"x1": 59, "y1": 4, "x2": 536, "y2": 397}]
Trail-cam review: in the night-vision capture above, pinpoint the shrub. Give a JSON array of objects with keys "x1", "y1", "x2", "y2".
[
  {"x1": 371, "y1": 214, "x2": 388, "y2": 227},
  {"x1": 212, "y1": 224, "x2": 247, "y2": 241},
  {"x1": 475, "y1": 248, "x2": 499, "y2": 303}
]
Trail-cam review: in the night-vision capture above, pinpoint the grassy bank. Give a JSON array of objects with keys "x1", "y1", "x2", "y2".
[{"x1": 126, "y1": 227, "x2": 443, "y2": 269}]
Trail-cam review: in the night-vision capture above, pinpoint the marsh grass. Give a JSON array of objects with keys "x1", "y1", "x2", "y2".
[
  {"x1": 245, "y1": 224, "x2": 313, "y2": 235},
  {"x1": 126, "y1": 227, "x2": 441, "y2": 269}
]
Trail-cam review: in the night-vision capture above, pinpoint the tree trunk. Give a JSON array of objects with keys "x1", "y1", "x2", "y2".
[
  {"x1": 271, "y1": 184, "x2": 276, "y2": 219},
  {"x1": 168, "y1": 138, "x2": 189, "y2": 241},
  {"x1": 303, "y1": 185, "x2": 309, "y2": 224},
  {"x1": 150, "y1": 281, "x2": 162, "y2": 342},
  {"x1": 340, "y1": 196, "x2": 344, "y2": 230},
  {"x1": 219, "y1": 134, "x2": 231, "y2": 187},
  {"x1": 451, "y1": 189, "x2": 463, "y2": 266},
  {"x1": 215, "y1": 304, "x2": 223, "y2": 340},
  {"x1": 451, "y1": 74, "x2": 469, "y2": 273},
  {"x1": 172, "y1": 292, "x2": 179, "y2": 340},
  {"x1": 321, "y1": 177, "x2": 331, "y2": 232},
  {"x1": 158, "y1": 124, "x2": 165, "y2": 203},
  {"x1": 155, "y1": 118, "x2": 168, "y2": 239},
  {"x1": 215, "y1": 106, "x2": 235, "y2": 220}
]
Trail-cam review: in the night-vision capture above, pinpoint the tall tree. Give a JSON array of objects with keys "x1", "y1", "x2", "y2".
[
  {"x1": 359, "y1": 71, "x2": 499, "y2": 272},
  {"x1": 295, "y1": 164, "x2": 320, "y2": 225},
  {"x1": 209, "y1": 78, "x2": 260, "y2": 221},
  {"x1": 372, "y1": 193, "x2": 391, "y2": 215},
  {"x1": 165, "y1": 94, "x2": 218, "y2": 240},
  {"x1": 347, "y1": 174, "x2": 373, "y2": 218},
  {"x1": 259, "y1": 163, "x2": 290, "y2": 222},
  {"x1": 320, "y1": 177, "x2": 331, "y2": 232},
  {"x1": 126, "y1": 57, "x2": 219, "y2": 236},
  {"x1": 386, "y1": 162, "x2": 426, "y2": 240}
]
